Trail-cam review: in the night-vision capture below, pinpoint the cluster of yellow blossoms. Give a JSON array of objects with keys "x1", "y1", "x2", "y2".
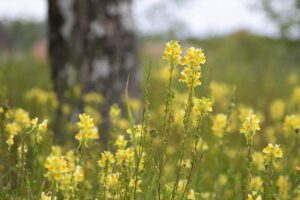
[
  {"x1": 44, "y1": 149, "x2": 84, "y2": 198},
  {"x1": 194, "y1": 97, "x2": 213, "y2": 118},
  {"x1": 96, "y1": 133, "x2": 144, "y2": 198},
  {"x1": 31, "y1": 117, "x2": 48, "y2": 143},
  {"x1": 4, "y1": 108, "x2": 48, "y2": 148},
  {"x1": 162, "y1": 40, "x2": 182, "y2": 65},
  {"x1": 162, "y1": 40, "x2": 206, "y2": 88},
  {"x1": 179, "y1": 47, "x2": 206, "y2": 88},
  {"x1": 75, "y1": 113, "x2": 99, "y2": 147},
  {"x1": 240, "y1": 112, "x2": 260, "y2": 144},
  {"x1": 44, "y1": 155, "x2": 68, "y2": 182},
  {"x1": 263, "y1": 143, "x2": 283, "y2": 159}
]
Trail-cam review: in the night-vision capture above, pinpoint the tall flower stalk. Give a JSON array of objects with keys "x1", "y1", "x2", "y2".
[
  {"x1": 170, "y1": 47, "x2": 206, "y2": 200},
  {"x1": 240, "y1": 111, "x2": 260, "y2": 199},
  {"x1": 262, "y1": 143, "x2": 283, "y2": 200},
  {"x1": 157, "y1": 41, "x2": 182, "y2": 199}
]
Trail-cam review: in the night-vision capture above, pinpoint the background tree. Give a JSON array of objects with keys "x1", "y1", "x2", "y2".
[
  {"x1": 260, "y1": 0, "x2": 300, "y2": 39},
  {"x1": 48, "y1": 0, "x2": 140, "y2": 142}
]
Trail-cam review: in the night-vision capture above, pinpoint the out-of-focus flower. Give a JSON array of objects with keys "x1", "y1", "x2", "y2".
[
  {"x1": 283, "y1": 114, "x2": 300, "y2": 135},
  {"x1": 269, "y1": 99, "x2": 285, "y2": 121},
  {"x1": 211, "y1": 114, "x2": 227, "y2": 138},
  {"x1": 194, "y1": 97, "x2": 213, "y2": 117}
]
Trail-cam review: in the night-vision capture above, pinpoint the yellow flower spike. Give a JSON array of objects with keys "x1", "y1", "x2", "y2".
[
  {"x1": 76, "y1": 113, "x2": 99, "y2": 146},
  {"x1": 179, "y1": 46, "x2": 206, "y2": 88},
  {"x1": 240, "y1": 112, "x2": 260, "y2": 145},
  {"x1": 162, "y1": 40, "x2": 182, "y2": 64}
]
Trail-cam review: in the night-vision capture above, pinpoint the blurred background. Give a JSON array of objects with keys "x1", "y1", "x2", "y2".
[{"x1": 0, "y1": 0, "x2": 299, "y2": 128}]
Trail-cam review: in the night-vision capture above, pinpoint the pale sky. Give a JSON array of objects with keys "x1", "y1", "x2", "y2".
[{"x1": 0, "y1": 0, "x2": 278, "y2": 37}]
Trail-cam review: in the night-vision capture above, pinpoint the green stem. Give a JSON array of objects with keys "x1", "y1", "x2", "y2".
[{"x1": 157, "y1": 60, "x2": 176, "y2": 199}]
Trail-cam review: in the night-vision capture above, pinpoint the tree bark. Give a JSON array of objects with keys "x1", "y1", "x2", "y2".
[{"x1": 48, "y1": 0, "x2": 140, "y2": 143}]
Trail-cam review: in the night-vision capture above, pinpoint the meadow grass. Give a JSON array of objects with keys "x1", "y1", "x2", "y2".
[{"x1": 0, "y1": 35, "x2": 299, "y2": 199}]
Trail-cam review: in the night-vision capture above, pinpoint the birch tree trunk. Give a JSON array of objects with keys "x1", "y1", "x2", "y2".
[{"x1": 48, "y1": 0, "x2": 140, "y2": 142}]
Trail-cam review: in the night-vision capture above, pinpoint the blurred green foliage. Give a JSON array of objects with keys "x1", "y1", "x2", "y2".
[{"x1": 0, "y1": 32, "x2": 299, "y2": 113}]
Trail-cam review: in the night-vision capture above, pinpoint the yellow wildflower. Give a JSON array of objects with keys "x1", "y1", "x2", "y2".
[
  {"x1": 194, "y1": 97, "x2": 213, "y2": 117},
  {"x1": 179, "y1": 47, "x2": 206, "y2": 88},
  {"x1": 181, "y1": 159, "x2": 192, "y2": 169},
  {"x1": 6, "y1": 135, "x2": 15, "y2": 149},
  {"x1": 106, "y1": 173, "x2": 119, "y2": 188},
  {"x1": 240, "y1": 113, "x2": 260, "y2": 144},
  {"x1": 5, "y1": 122, "x2": 20, "y2": 135},
  {"x1": 116, "y1": 148, "x2": 134, "y2": 166},
  {"x1": 263, "y1": 143, "x2": 283, "y2": 159},
  {"x1": 98, "y1": 151, "x2": 115, "y2": 168},
  {"x1": 162, "y1": 40, "x2": 182, "y2": 64},
  {"x1": 44, "y1": 155, "x2": 68, "y2": 182},
  {"x1": 115, "y1": 135, "x2": 127, "y2": 149},
  {"x1": 240, "y1": 113, "x2": 260, "y2": 134},
  {"x1": 75, "y1": 113, "x2": 99, "y2": 146},
  {"x1": 126, "y1": 124, "x2": 142, "y2": 140},
  {"x1": 211, "y1": 114, "x2": 227, "y2": 138},
  {"x1": 14, "y1": 108, "x2": 31, "y2": 128},
  {"x1": 187, "y1": 189, "x2": 197, "y2": 200},
  {"x1": 38, "y1": 119, "x2": 48, "y2": 132}
]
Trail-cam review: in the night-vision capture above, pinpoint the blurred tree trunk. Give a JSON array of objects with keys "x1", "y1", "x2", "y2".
[{"x1": 48, "y1": 0, "x2": 140, "y2": 143}]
